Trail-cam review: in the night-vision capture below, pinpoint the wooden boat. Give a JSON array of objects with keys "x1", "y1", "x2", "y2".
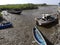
[
  {"x1": 35, "y1": 14, "x2": 58, "y2": 26},
  {"x1": 33, "y1": 26, "x2": 47, "y2": 45},
  {"x1": 8, "y1": 9, "x2": 22, "y2": 14},
  {"x1": 0, "y1": 22, "x2": 13, "y2": 29}
]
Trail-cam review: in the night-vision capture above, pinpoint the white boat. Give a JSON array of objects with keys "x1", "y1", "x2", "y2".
[
  {"x1": 35, "y1": 14, "x2": 58, "y2": 26},
  {"x1": 33, "y1": 26, "x2": 47, "y2": 45}
]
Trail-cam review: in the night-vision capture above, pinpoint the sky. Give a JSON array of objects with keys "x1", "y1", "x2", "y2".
[{"x1": 0, "y1": 0, "x2": 59, "y2": 5}]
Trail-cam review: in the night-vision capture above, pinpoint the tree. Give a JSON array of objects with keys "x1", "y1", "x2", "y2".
[
  {"x1": 42, "y1": 3, "x2": 47, "y2": 6},
  {"x1": 59, "y1": 3, "x2": 60, "y2": 6}
]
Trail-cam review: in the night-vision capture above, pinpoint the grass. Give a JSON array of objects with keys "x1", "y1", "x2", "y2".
[
  {"x1": 0, "y1": 4, "x2": 38, "y2": 10},
  {"x1": 0, "y1": 12, "x2": 2, "y2": 17},
  {"x1": 0, "y1": 3, "x2": 56, "y2": 11}
]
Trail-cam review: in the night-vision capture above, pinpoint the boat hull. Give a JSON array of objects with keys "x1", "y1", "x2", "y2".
[
  {"x1": 8, "y1": 10, "x2": 22, "y2": 14},
  {"x1": 36, "y1": 18, "x2": 58, "y2": 26},
  {"x1": 33, "y1": 27, "x2": 47, "y2": 45},
  {"x1": 0, "y1": 22, "x2": 13, "y2": 29}
]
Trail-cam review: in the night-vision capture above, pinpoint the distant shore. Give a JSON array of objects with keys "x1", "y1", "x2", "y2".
[
  {"x1": 0, "y1": 4, "x2": 38, "y2": 11},
  {"x1": 0, "y1": 3, "x2": 58, "y2": 11}
]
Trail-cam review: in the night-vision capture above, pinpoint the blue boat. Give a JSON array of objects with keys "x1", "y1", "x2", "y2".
[
  {"x1": 0, "y1": 22, "x2": 13, "y2": 29},
  {"x1": 33, "y1": 26, "x2": 47, "y2": 45}
]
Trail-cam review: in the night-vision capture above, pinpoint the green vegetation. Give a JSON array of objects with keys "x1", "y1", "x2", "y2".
[
  {"x1": 35, "y1": 3, "x2": 57, "y2": 6},
  {"x1": 0, "y1": 12, "x2": 2, "y2": 17},
  {"x1": 0, "y1": 4, "x2": 38, "y2": 10},
  {"x1": 0, "y1": 3, "x2": 57, "y2": 11},
  {"x1": 35, "y1": 3, "x2": 47, "y2": 6},
  {"x1": 41, "y1": 3, "x2": 47, "y2": 6}
]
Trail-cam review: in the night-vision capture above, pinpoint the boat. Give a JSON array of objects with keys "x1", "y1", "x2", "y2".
[
  {"x1": 35, "y1": 14, "x2": 58, "y2": 26},
  {"x1": 33, "y1": 26, "x2": 47, "y2": 45},
  {"x1": 8, "y1": 9, "x2": 22, "y2": 14},
  {"x1": 0, "y1": 22, "x2": 13, "y2": 29}
]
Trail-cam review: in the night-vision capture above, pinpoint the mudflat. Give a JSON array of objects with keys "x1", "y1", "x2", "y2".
[{"x1": 0, "y1": 6, "x2": 59, "y2": 45}]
